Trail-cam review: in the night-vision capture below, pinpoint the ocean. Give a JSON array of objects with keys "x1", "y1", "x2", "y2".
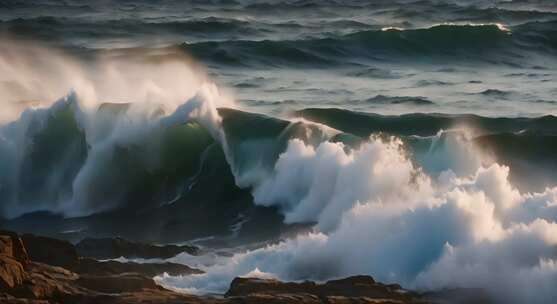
[{"x1": 1, "y1": 1, "x2": 557, "y2": 303}]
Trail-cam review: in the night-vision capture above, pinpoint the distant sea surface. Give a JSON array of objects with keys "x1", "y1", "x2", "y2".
[
  {"x1": 2, "y1": 0, "x2": 557, "y2": 116},
  {"x1": 2, "y1": 1, "x2": 557, "y2": 302}
]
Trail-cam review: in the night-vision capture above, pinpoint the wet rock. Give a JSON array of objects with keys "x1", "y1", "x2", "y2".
[
  {"x1": 76, "y1": 237, "x2": 199, "y2": 260},
  {"x1": 76, "y1": 273, "x2": 162, "y2": 293},
  {"x1": 0, "y1": 255, "x2": 25, "y2": 290},
  {"x1": 225, "y1": 276, "x2": 425, "y2": 303},
  {"x1": 0, "y1": 234, "x2": 27, "y2": 291},
  {"x1": 12, "y1": 262, "x2": 81, "y2": 299},
  {"x1": 0, "y1": 230, "x2": 206, "y2": 303},
  {"x1": 72, "y1": 258, "x2": 203, "y2": 277},
  {"x1": 0, "y1": 231, "x2": 29, "y2": 265},
  {"x1": 20, "y1": 234, "x2": 78, "y2": 267},
  {"x1": 0, "y1": 292, "x2": 49, "y2": 303},
  {"x1": 0, "y1": 230, "x2": 445, "y2": 304}
]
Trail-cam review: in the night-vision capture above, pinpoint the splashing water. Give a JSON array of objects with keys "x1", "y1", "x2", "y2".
[{"x1": 2, "y1": 37, "x2": 557, "y2": 304}]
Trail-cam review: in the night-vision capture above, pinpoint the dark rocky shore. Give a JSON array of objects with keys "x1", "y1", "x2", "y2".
[{"x1": 0, "y1": 231, "x2": 488, "y2": 303}]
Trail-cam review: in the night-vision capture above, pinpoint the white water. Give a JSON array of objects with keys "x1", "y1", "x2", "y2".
[
  {"x1": 2, "y1": 38, "x2": 557, "y2": 304},
  {"x1": 160, "y1": 135, "x2": 557, "y2": 304},
  {"x1": 0, "y1": 38, "x2": 233, "y2": 217}
]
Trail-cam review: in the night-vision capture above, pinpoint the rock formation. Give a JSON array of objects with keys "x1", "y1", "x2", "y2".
[
  {"x1": 225, "y1": 275, "x2": 426, "y2": 303},
  {"x1": 1, "y1": 230, "x2": 484, "y2": 303},
  {"x1": 75, "y1": 237, "x2": 199, "y2": 260}
]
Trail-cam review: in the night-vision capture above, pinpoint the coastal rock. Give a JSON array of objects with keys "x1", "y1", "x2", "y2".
[
  {"x1": 0, "y1": 232, "x2": 82, "y2": 300},
  {"x1": 13, "y1": 262, "x2": 81, "y2": 299},
  {"x1": 76, "y1": 273, "x2": 162, "y2": 293},
  {"x1": 20, "y1": 234, "x2": 78, "y2": 267},
  {"x1": 0, "y1": 255, "x2": 25, "y2": 290},
  {"x1": 12, "y1": 232, "x2": 203, "y2": 278},
  {"x1": 0, "y1": 234, "x2": 27, "y2": 291},
  {"x1": 76, "y1": 237, "x2": 199, "y2": 260},
  {"x1": 0, "y1": 230, "x2": 207, "y2": 303},
  {"x1": 0, "y1": 292, "x2": 49, "y2": 304},
  {"x1": 0, "y1": 231, "x2": 29, "y2": 265},
  {"x1": 225, "y1": 275, "x2": 423, "y2": 303},
  {"x1": 72, "y1": 258, "x2": 203, "y2": 277},
  {"x1": 0, "y1": 230, "x2": 445, "y2": 304},
  {"x1": 61, "y1": 289, "x2": 215, "y2": 304},
  {"x1": 225, "y1": 277, "x2": 317, "y2": 297}
]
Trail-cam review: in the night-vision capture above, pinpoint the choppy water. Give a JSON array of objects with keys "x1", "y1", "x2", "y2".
[
  {"x1": 2, "y1": 1, "x2": 557, "y2": 303},
  {"x1": 2, "y1": 0, "x2": 557, "y2": 117}
]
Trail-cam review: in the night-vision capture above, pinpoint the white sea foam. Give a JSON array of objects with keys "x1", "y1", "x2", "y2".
[
  {"x1": 160, "y1": 136, "x2": 557, "y2": 303},
  {"x1": 2, "y1": 36, "x2": 557, "y2": 304},
  {"x1": 0, "y1": 38, "x2": 233, "y2": 217}
]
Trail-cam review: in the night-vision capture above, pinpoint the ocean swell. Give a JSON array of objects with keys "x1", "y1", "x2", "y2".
[
  {"x1": 3, "y1": 82, "x2": 557, "y2": 303},
  {"x1": 183, "y1": 22, "x2": 557, "y2": 67},
  {"x1": 159, "y1": 129, "x2": 557, "y2": 304},
  {"x1": 2, "y1": 27, "x2": 557, "y2": 303}
]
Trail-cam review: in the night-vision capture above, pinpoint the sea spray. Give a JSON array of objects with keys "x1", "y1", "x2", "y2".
[
  {"x1": 0, "y1": 37, "x2": 235, "y2": 217},
  {"x1": 160, "y1": 136, "x2": 557, "y2": 303}
]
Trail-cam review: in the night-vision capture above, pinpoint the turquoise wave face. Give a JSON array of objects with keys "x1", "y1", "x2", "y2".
[
  {"x1": 2, "y1": 2, "x2": 557, "y2": 302},
  {"x1": 2, "y1": 94, "x2": 556, "y2": 220}
]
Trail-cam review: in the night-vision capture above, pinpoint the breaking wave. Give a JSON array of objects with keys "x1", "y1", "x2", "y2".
[
  {"x1": 158, "y1": 117, "x2": 557, "y2": 304},
  {"x1": 4, "y1": 87, "x2": 557, "y2": 302},
  {"x1": 2, "y1": 37, "x2": 557, "y2": 304}
]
